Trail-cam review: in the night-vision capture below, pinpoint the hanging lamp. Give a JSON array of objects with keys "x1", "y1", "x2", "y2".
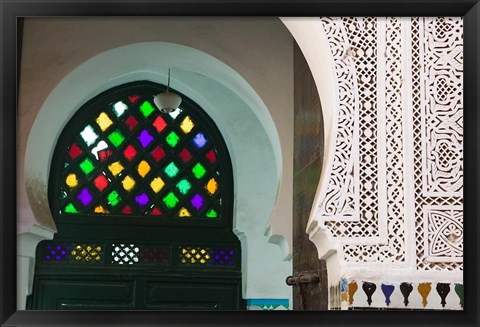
[{"x1": 153, "y1": 68, "x2": 182, "y2": 113}]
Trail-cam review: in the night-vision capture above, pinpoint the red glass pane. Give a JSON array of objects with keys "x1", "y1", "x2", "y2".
[
  {"x1": 124, "y1": 115, "x2": 138, "y2": 131},
  {"x1": 128, "y1": 95, "x2": 139, "y2": 103},
  {"x1": 150, "y1": 207, "x2": 162, "y2": 216},
  {"x1": 98, "y1": 149, "x2": 112, "y2": 162},
  {"x1": 206, "y1": 149, "x2": 217, "y2": 164},
  {"x1": 152, "y1": 116, "x2": 167, "y2": 133},
  {"x1": 124, "y1": 145, "x2": 137, "y2": 161},
  {"x1": 151, "y1": 146, "x2": 166, "y2": 162},
  {"x1": 69, "y1": 144, "x2": 83, "y2": 160},
  {"x1": 122, "y1": 205, "x2": 132, "y2": 214},
  {"x1": 179, "y1": 148, "x2": 192, "y2": 163},
  {"x1": 93, "y1": 174, "x2": 109, "y2": 192}
]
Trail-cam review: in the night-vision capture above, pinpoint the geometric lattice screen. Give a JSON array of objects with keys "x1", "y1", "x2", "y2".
[{"x1": 53, "y1": 86, "x2": 223, "y2": 220}]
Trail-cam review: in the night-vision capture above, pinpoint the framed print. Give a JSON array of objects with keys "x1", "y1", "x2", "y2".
[{"x1": 1, "y1": 0, "x2": 479, "y2": 326}]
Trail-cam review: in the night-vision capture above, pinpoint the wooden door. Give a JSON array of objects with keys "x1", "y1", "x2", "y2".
[{"x1": 288, "y1": 42, "x2": 328, "y2": 310}]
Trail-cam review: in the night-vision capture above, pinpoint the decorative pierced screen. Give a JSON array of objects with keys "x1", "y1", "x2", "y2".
[
  {"x1": 54, "y1": 85, "x2": 224, "y2": 220},
  {"x1": 317, "y1": 17, "x2": 463, "y2": 270},
  {"x1": 179, "y1": 246, "x2": 236, "y2": 266}
]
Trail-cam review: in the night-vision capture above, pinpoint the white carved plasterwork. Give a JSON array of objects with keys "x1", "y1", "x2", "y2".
[
  {"x1": 316, "y1": 17, "x2": 463, "y2": 269},
  {"x1": 423, "y1": 205, "x2": 463, "y2": 262},
  {"x1": 420, "y1": 17, "x2": 464, "y2": 197},
  {"x1": 318, "y1": 17, "x2": 360, "y2": 222},
  {"x1": 413, "y1": 17, "x2": 463, "y2": 271}
]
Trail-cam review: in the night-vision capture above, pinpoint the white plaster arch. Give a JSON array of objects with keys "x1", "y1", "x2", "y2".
[
  {"x1": 280, "y1": 18, "x2": 343, "y2": 286},
  {"x1": 24, "y1": 42, "x2": 291, "y2": 300}
]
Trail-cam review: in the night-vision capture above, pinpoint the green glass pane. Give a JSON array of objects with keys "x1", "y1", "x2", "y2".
[
  {"x1": 164, "y1": 162, "x2": 179, "y2": 178},
  {"x1": 165, "y1": 131, "x2": 180, "y2": 148},
  {"x1": 79, "y1": 158, "x2": 95, "y2": 176},
  {"x1": 176, "y1": 179, "x2": 191, "y2": 195},
  {"x1": 65, "y1": 203, "x2": 78, "y2": 213},
  {"x1": 108, "y1": 129, "x2": 125, "y2": 148},
  {"x1": 163, "y1": 192, "x2": 179, "y2": 209},
  {"x1": 139, "y1": 101, "x2": 155, "y2": 118},
  {"x1": 108, "y1": 191, "x2": 121, "y2": 207},
  {"x1": 192, "y1": 163, "x2": 206, "y2": 179},
  {"x1": 206, "y1": 209, "x2": 218, "y2": 218}
]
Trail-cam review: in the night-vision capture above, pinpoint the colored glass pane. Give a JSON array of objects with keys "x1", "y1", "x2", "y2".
[
  {"x1": 77, "y1": 188, "x2": 93, "y2": 207},
  {"x1": 65, "y1": 203, "x2": 78, "y2": 213},
  {"x1": 124, "y1": 115, "x2": 138, "y2": 131},
  {"x1": 138, "y1": 130, "x2": 154, "y2": 148},
  {"x1": 169, "y1": 108, "x2": 182, "y2": 119},
  {"x1": 180, "y1": 247, "x2": 210, "y2": 264},
  {"x1": 151, "y1": 146, "x2": 166, "y2": 162},
  {"x1": 122, "y1": 205, "x2": 132, "y2": 214},
  {"x1": 152, "y1": 116, "x2": 167, "y2": 133},
  {"x1": 128, "y1": 95, "x2": 139, "y2": 103},
  {"x1": 180, "y1": 116, "x2": 195, "y2": 134},
  {"x1": 179, "y1": 207, "x2": 191, "y2": 217},
  {"x1": 123, "y1": 145, "x2": 137, "y2": 161},
  {"x1": 135, "y1": 193, "x2": 149, "y2": 207},
  {"x1": 94, "y1": 205, "x2": 108, "y2": 213},
  {"x1": 192, "y1": 133, "x2": 207, "y2": 149},
  {"x1": 68, "y1": 144, "x2": 83, "y2": 159},
  {"x1": 179, "y1": 148, "x2": 192, "y2": 163},
  {"x1": 79, "y1": 158, "x2": 95, "y2": 176},
  {"x1": 210, "y1": 248, "x2": 234, "y2": 265},
  {"x1": 71, "y1": 244, "x2": 102, "y2": 262},
  {"x1": 137, "y1": 160, "x2": 151, "y2": 178},
  {"x1": 164, "y1": 162, "x2": 179, "y2": 178},
  {"x1": 45, "y1": 244, "x2": 71, "y2": 261},
  {"x1": 98, "y1": 149, "x2": 112, "y2": 162},
  {"x1": 206, "y1": 178, "x2": 218, "y2": 195},
  {"x1": 108, "y1": 129, "x2": 125, "y2": 148},
  {"x1": 108, "y1": 191, "x2": 121, "y2": 207},
  {"x1": 206, "y1": 209, "x2": 218, "y2": 218},
  {"x1": 166, "y1": 131, "x2": 180, "y2": 148},
  {"x1": 91, "y1": 141, "x2": 109, "y2": 160},
  {"x1": 192, "y1": 163, "x2": 206, "y2": 179},
  {"x1": 113, "y1": 101, "x2": 128, "y2": 117},
  {"x1": 96, "y1": 112, "x2": 113, "y2": 132},
  {"x1": 191, "y1": 194, "x2": 204, "y2": 211},
  {"x1": 66, "y1": 173, "x2": 79, "y2": 188},
  {"x1": 206, "y1": 149, "x2": 217, "y2": 164},
  {"x1": 150, "y1": 207, "x2": 162, "y2": 216},
  {"x1": 80, "y1": 125, "x2": 99, "y2": 146},
  {"x1": 176, "y1": 179, "x2": 191, "y2": 195},
  {"x1": 139, "y1": 101, "x2": 155, "y2": 118},
  {"x1": 122, "y1": 175, "x2": 136, "y2": 191},
  {"x1": 94, "y1": 174, "x2": 109, "y2": 192},
  {"x1": 108, "y1": 161, "x2": 124, "y2": 176},
  {"x1": 150, "y1": 177, "x2": 165, "y2": 193},
  {"x1": 163, "y1": 192, "x2": 179, "y2": 209}
]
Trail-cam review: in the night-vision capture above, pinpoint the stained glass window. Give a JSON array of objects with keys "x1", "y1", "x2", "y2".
[{"x1": 51, "y1": 82, "x2": 228, "y2": 221}]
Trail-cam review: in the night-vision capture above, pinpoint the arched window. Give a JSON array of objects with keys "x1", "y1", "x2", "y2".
[{"x1": 30, "y1": 81, "x2": 243, "y2": 310}]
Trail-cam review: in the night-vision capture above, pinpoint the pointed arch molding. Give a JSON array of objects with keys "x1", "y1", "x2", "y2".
[{"x1": 22, "y1": 41, "x2": 291, "y2": 300}]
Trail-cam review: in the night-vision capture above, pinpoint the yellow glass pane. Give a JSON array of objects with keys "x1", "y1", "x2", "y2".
[
  {"x1": 108, "y1": 161, "x2": 124, "y2": 176},
  {"x1": 137, "y1": 160, "x2": 151, "y2": 178},
  {"x1": 122, "y1": 175, "x2": 136, "y2": 191},
  {"x1": 179, "y1": 207, "x2": 191, "y2": 217},
  {"x1": 96, "y1": 112, "x2": 113, "y2": 132},
  {"x1": 180, "y1": 116, "x2": 195, "y2": 134},
  {"x1": 206, "y1": 178, "x2": 218, "y2": 195},
  {"x1": 66, "y1": 173, "x2": 78, "y2": 188},
  {"x1": 94, "y1": 205, "x2": 108, "y2": 213},
  {"x1": 150, "y1": 177, "x2": 165, "y2": 193}
]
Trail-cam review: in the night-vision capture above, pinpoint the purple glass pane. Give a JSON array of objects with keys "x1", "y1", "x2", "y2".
[
  {"x1": 190, "y1": 194, "x2": 204, "y2": 210},
  {"x1": 138, "y1": 130, "x2": 154, "y2": 148},
  {"x1": 77, "y1": 188, "x2": 93, "y2": 206},
  {"x1": 192, "y1": 133, "x2": 207, "y2": 149},
  {"x1": 209, "y1": 248, "x2": 234, "y2": 265},
  {"x1": 45, "y1": 244, "x2": 71, "y2": 261},
  {"x1": 135, "y1": 192, "x2": 150, "y2": 207}
]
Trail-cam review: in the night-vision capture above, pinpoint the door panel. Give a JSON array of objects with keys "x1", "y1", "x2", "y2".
[{"x1": 291, "y1": 41, "x2": 328, "y2": 310}]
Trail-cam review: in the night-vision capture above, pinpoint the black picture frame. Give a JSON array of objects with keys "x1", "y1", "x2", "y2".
[{"x1": 1, "y1": 0, "x2": 478, "y2": 326}]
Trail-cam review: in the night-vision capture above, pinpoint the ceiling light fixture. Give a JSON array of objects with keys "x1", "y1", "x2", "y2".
[{"x1": 153, "y1": 68, "x2": 182, "y2": 113}]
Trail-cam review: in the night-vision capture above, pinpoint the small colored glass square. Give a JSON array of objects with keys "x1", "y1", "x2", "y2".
[
  {"x1": 108, "y1": 161, "x2": 124, "y2": 176},
  {"x1": 164, "y1": 162, "x2": 179, "y2": 178},
  {"x1": 79, "y1": 158, "x2": 95, "y2": 176},
  {"x1": 176, "y1": 179, "x2": 191, "y2": 195},
  {"x1": 124, "y1": 145, "x2": 137, "y2": 161},
  {"x1": 108, "y1": 129, "x2": 125, "y2": 148},
  {"x1": 94, "y1": 174, "x2": 109, "y2": 192},
  {"x1": 135, "y1": 193, "x2": 149, "y2": 207},
  {"x1": 191, "y1": 194, "x2": 204, "y2": 211},
  {"x1": 192, "y1": 133, "x2": 207, "y2": 149},
  {"x1": 124, "y1": 115, "x2": 138, "y2": 131},
  {"x1": 80, "y1": 125, "x2": 99, "y2": 146},
  {"x1": 128, "y1": 95, "x2": 139, "y2": 103},
  {"x1": 166, "y1": 131, "x2": 180, "y2": 148},
  {"x1": 180, "y1": 116, "x2": 195, "y2": 134},
  {"x1": 150, "y1": 177, "x2": 165, "y2": 193},
  {"x1": 163, "y1": 192, "x2": 179, "y2": 209},
  {"x1": 113, "y1": 101, "x2": 128, "y2": 117},
  {"x1": 108, "y1": 191, "x2": 121, "y2": 207},
  {"x1": 151, "y1": 146, "x2": 166, "y2": 162},
  {"x1": 179, "y1": 148, "x2": 192, "y2": 163},
  {"x1": 192, "y1": 163, "x2": 206, "y2": 179},
  {"x1": 137, "y1": 160, "x2": 151, "y2": 178},
  {"x1": 77, "y1": 188, "x2": 93, "y2": 207},
  {"x1": 139, "y1": 101, "x2": 155, "y2": 118},
  {"x1": 152, "y1": 116, "x2": 167, "y2": 133},
  {"x1": 68, "y1": 144, "x2": 83, "y2": 159},
  {"x1": 122, "y1": 175, "x2": 136, "y2": 191},
  {"x1": 96, "y1": 112, "x2": 113, "y2": 132},
  {"x1": 138, "y1": 130, "x2": 154, "y2": 148},
  {"x1": 206, "y1": 149, "x2": 217, "y2": 164}
]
